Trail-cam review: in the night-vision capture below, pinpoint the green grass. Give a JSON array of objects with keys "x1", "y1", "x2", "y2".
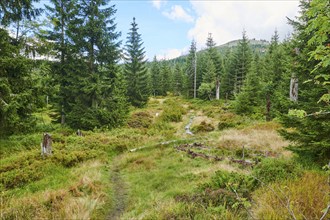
[{"x1": 1, "y1": 96, "x2": 327, "y2": 219}]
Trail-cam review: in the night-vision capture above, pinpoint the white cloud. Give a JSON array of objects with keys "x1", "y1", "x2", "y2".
[
  {"x1": 156, "y1": 46, "x2": 189, "y2": 60},
  {"x1": 188, "y1": 1, "x2": 300, "y2": 49},
  {"x1": 163, "y1": 5, "x2": 194, "y2": 23},
  {"x1": 151, "y1": 0, "x2": 167, "y2": 10}
]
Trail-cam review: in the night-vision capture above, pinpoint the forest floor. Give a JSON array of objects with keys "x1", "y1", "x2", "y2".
[{"x1": 1, "y1": 96, "x2": 329, "y2": 219}]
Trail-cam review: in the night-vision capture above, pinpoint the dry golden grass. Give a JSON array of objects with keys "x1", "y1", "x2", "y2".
[
  {"x1": 217, "y1": 122, "x2": 291, "y2": 157},
  {"x1": 189, "y1": 159, "x2": 250, "y2": 176},
  {"x1": 252, "y1": 171, "x2": 330, "y2": 220},
  {"x1": 1, "y1": 160, "x2": 107, "y2": 220}
]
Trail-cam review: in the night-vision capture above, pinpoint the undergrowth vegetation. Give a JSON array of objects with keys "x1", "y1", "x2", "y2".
[{"x1": 1, "y1": 96, "x2": 329, "y2": 219}]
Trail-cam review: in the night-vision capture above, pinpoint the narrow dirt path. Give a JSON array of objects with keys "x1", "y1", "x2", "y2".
[{"x1": 107, "y1": 157, "x2": 128, "y2": 220}]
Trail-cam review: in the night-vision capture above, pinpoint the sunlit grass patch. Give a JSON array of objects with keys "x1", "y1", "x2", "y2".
[
  {"x1": 217, "y1": 121, "x2": 290, "y2": 157},
  {"x1": 252, "y1": 171, "x2": 330, "y2": 219},
  {"x1": 1, "y1": 160, "x2": 109, "y2": 220}
]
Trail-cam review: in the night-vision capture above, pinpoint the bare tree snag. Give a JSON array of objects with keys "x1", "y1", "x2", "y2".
[
  {"x1": 216, "y1": 79, "x2": 220, "y2": 100},
  {"x1": 290, "y1": 75, "x2": 298, "y2": 102},
  {"x1": 185, "y1": 117, "x2": 194, "y2": 135},
  {"x1": 266, "y1": 94, "x2": 271, "y2": 121},
  {"x1": 76, "y1": 129, "x2": 83, "y2": 136},
  {"x1": 41, "y1": 133, "x2": 52, "y2": 158},
  {"x1": 242, "y1": 145, "x2": 245, "y2": 160}
]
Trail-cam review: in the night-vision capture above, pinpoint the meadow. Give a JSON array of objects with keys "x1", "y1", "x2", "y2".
[{"x1": 1, "y1": 96, "x2": 329, "y2": 219}]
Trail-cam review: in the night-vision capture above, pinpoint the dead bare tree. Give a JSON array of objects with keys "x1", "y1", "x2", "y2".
[{"x1": 41, "y1": 133, "x2": 52, "y2": 158}]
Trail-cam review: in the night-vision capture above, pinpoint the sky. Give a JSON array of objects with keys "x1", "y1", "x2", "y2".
[
  {"x1": 34, "y1": 0, "x2": 301, "y2": 61},
  {"x1": 113, "y1": 0, "x2": 300, "y2": 61}
]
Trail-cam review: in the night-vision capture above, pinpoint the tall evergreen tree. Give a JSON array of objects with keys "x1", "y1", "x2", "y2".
[
  {"x1": 173, "y1": 63, "x2": 184, "y2": 96},
  {"x1": 263, "y1": 30, "x2": 292, "y2": 120},
  {"x1": 206, "y1": 33, "x2": 223, "y2": 99},
  {"x1": 150, "y1": 56, "x2": 162, "y2": 96},
  {"x1": 0, "y1": 0, "x2": 43, "y2": 39},
  {"x1": 234, "y1": 55, "x2": 263, "y2": 115},
  {"x1": 44, "y1": 0, "x2": 77, "y2": 124},
  {"x1": 160, "y1": 61, "x2": 173, "y2": 95},
  {"x1": 221, "y1": 49, "x2": 236, "y2": 100},
  {"x1": 185, "y1": 40, "x2": 197, "y2": 98},
  {"x1": 200, "y1": 33, "x2": 223, "y2": 100},
  {"x1": 124, "y1": 17, "x2": 149, "y2": 107},
  {"x1": 233, "y1": 30, "x2": 252, "y2": 94},
  {"x1": 64, "y1": 0, "x2": 128, "y2": 129},
  {"x1": 280, "y1": 0, "x2": 330, "y2": 164},
  {"x1": 0, "y1": 29, "x2": 38, "y2": 135}
]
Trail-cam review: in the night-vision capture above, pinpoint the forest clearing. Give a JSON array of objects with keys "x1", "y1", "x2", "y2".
[
  {"x1": 1, "y1": 96, "x2": 329, "y2": 219},
  {"x1": 1, "y1": 0, "x2": 329, "y2": 219}
]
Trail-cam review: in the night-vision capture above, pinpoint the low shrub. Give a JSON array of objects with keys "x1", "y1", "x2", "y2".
[
  {"x1": 199, "y1": 170, "x2": 257, "y2": 211},
  {"x1": 52, "y1": 150, "x2": 99, "y2": 167},
  {"x1": 161, "y1": 100, "x2": 186, "y2": 122},
  {"x1": 218, "y1": 112, "x2": 242, "y2": 130},
  {"x1": 252, "y1": 158, "x2": 301, "y2": 184},
  {"x1": 127, "y1": 111, "x2": 153, "y2": 128},
  {"x1": 192, "y1": 121, "x2": 215, "y2": 133},
  {"x1": 2, "y1": 160, "x2": 47, "y2": 189}
]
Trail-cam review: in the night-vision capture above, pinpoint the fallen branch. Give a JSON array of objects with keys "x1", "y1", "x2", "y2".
[
  {"x1": 320, "y1": 204, "x2": 330, "y2": 220},
  {"x1": 229, "y1": 185, "x2": 255, "y2": 220},
  {"x1": 230, "y1": 158, "x2": 254, "y2": 167},
  {"x1": 176, "y1": 143, "x2": 223, "y2": 161}
]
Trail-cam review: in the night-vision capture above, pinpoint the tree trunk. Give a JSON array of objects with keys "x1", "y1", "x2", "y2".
[
  {"x1": 266, "y1": 94, "x2": 271, "y2": 121},
  {"x1": 290, "y1": 76, "x2": 298, "y2": 102},
  {"x1": 41, "y1": 133, "x2": 52, "y2": 157},
  {"x1": 216, "y1": 79, "x2": 220, "y2": 100},
  {"x1": 61, "y1": 105, "x2": 65, "y2": 125}
]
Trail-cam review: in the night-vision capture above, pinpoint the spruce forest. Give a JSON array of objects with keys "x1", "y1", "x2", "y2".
[{"x1": 0, "y1": 0, "x2": 329, "y2": 219}]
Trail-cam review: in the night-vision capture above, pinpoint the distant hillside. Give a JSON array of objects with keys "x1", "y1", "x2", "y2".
[
  {"x1": 217, "y1": 38, "x2": 269, "y2": 53},
  {"x1": 166, "y1": 39, "x2": 270, "y2": 64}
]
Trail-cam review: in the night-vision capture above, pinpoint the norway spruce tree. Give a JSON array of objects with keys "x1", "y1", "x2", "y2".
[
  {"x1": 205, "y1": 33, "x2": 223, "y2": 99},
  {"x1": 150, "y1": 56, "x2": 162, "y2": 96},
  {"x1": 234, "y1": 55, "x2": 263, "y2": 115},
  {"x1": 185, "y1": 40, "x2": 197, "y2": 98},
  {"x1": 233, "y1": 30, "x2": 252, "y2": 94},
  {"x1": 124, "y1": 17, "x2": 149, "y2": 107},
  {"x1": 221, "y1": 49, "x2": 236, "y2": 100},
  {"x1": 262, "y1": 30, "x2": 292, "y2": 120},
  {"x1": 44, "y1": 0, "x2": 77, "y2": 124},
  {"x1": 160, "y1": 61, "x2": 173, "y2": 95},
  {"x1": 0, "y1": 29, "x2": 37, "y2": 135},
  {"x1": 63, "y1": 0, "x2": 128, "y2": 129},
  {"x1": 280, "y1": 0, "x2": 330, "y2": 165}
]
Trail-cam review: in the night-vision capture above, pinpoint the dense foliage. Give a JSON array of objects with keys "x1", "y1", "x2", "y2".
[{"x1": 1, "y1": 0, "x2": 328, "y2": 165}]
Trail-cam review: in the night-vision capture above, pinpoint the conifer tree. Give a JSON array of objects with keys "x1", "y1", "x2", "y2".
[
  {"x1": 173, "y1": 63, "x2": 184, "y2": 96},
  {"x1": 233, "y1": 30, "x2": 252, "y2": 94},
  {"x1": 221, "y1": 49, "x2": 236, "y2": 100},
  {"x1": 0, "y1": 0, "x2": 43, "y2": 39},
  {"x1": 280, "y1": 0, "x2": 330, "y2": 164},
  {"x1": 150, "y1": 56, "x2": 161, "y2": 96},
  {"x1": 263, "y1": 30, "x2": 291, "y2": 120},
  {"x1": 234, "y1": 55, "x2": 262, "y2": 115},
  {"x1": 185, "y1": 40, "x2": 197, "y2": 98},
  {"x1": 205, "y1": 33, "x2": 223, "y2": 99},
  {"x1": 0, "y1": 29, "x2": 37, "y2": 135},
  {"x1": 160, "y1": 61, "x2": 173, "y2": 95},
  {"x1": 44, "y1": 0, "x2": 77, "y2": 124},
  {"x1": 64, "y1": 0, "x2": 128, "y2": 129},
  {"x1": 124, "y1": 17, "x2": 149, "y2": 107}
]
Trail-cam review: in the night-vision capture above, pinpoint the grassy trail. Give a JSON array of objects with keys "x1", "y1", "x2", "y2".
[
  {"x1": 2, "y1": 96, "x2": 328, "y2": 219},
  {"x1": 107, "y1": 155, "x2": 128, "y2": 220}
]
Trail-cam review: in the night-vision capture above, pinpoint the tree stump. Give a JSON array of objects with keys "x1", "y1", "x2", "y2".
[
  {"x1": 41, "y1": 133, "x2": 52, "y2": 158},
  {"x1": 76, "y1": 129, "x2": 83, "y2": 136}
]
